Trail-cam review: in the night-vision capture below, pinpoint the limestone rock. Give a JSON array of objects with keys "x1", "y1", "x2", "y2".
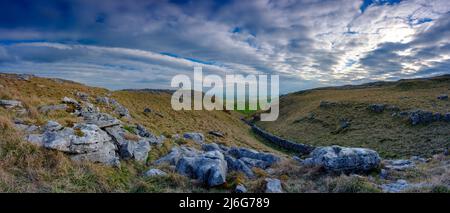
[{"x1": 306, "y1": 145, "x2": 381, "y2": 173}]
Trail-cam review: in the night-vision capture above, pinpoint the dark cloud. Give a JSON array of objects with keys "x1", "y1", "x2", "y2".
[{"x1": 0, "y1": 0, "x2": 449, "y2": 93}]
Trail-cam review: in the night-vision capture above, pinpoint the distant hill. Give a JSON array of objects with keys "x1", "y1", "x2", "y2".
[{"x1": 255, "y1": 74, "x2": 450, "y2": 158}]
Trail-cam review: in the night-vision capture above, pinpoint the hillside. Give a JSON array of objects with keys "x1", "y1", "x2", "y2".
[
  {"x1": 255, "y1": 75, "x2": 450, "y2": 158},
  {"x1": 0, "y1": 73, "x2": 449, "y2": 193},
  {"x1": 0, "y1": 73, "x2": 282, "y2": 192}
]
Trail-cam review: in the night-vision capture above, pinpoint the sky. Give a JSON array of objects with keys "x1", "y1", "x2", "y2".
[{"x1": 0, "y1": 0, "x2": 449, "y2": 94}]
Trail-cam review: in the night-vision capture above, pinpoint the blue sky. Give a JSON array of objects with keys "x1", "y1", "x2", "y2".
[{"x1": 0, "y1": 0, "x2": 449, "y2": 93}]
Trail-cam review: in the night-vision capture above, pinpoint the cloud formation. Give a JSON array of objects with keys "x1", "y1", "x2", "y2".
[{"x1": 0, "y1": 0, "x2": 449, "y2": 93}]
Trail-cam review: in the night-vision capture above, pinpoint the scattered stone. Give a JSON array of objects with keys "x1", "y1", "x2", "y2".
[
  {"x1": 306, "y1": 145, "x2": 381, "y2": 173},
  {"x1": 235, "y1": 184, "x2": 247, "y2": 193},
  {"x1": 408, "y1": 110, "x2": 434, "y2": 125},
  {"x1": 437, "y1": 94, "x2": 448, "y2": 100},
  {"x1": 183, "y1": 132, "x2": 205, "y2": 144},
  {"x1": 319, "y1": 100, "x2": 338, "y2": 108},
  {"x1": 368, "y1": 104, "x2": 385, "y2": 113},
  {"x1": 17, "y1": 74, "x2": 32, "y2": 81},
  {"x1": 43, "y1": 120, "x2": 63, "y2": 131},
  {"x1": 381, "y1": 179, "x2": 410, "y2": 193},
  {"x1": 240, "y1": 157, "x2": 271, "y2": 169},
  {"x1": 224, "y1": 155, "x2": 255, "y2": 178},
  {"x1": 265, "y1": 178, "x2": 283, "y2": 193},
  {"x1": 71, "y1": 140, "x2": 120, "y2": 167},
  {"x1": 38, "y1": 104, "x2": 68, "y2": 113},
  {"x1": 135, "y1": 124, "x2": 165, "y2": 146},
  {"x1": 209, "y1": 131, "x2": 224, "y2": 138},
  {"x1": 104, "y1": 125, "x2": 151, "y2": 162},
  {"x1": 386, "y1": 105, "x2": 400, "y2": 112},
  {"x1": 228, "y1": 147, "x2": 280, "y2": 166},
  {"x1": 443, "y1": 113, "x2": 450, "y2": 122},
  {"x1": 380, "y1": 169, "x2": 389, "y2": 179},
  {"x1": 155, "y1": 112, "x2": 164, "y2": 118},
  {"x1": 83, "y1": 112, "x2": 121, "y2": 128},
  {"x1": 96, "y1": 96, "x2": 111, "y2": 105},
  {"x1": 410, "y1": 156, "x2": 428, "y2": 163},
  {"x1": 292, "y1": 156, "x2": 303, "y2": 163},
  {"x1": 62, "y1": 97, "x2": 80, "y2": 107},
  {"x1": 76, "y1": 92, "x2": 89, "y2": 101},
  {"x1": 144, "y1": 168, "x2": 168, "y2": 177},
  {"x1": 383, "y1": 159, "x2": 415, "y2": 171},
  {"x1": 0, "y1": 99, "x2": 23, "y2": 109},
  {"x1": 143, "y1": 108, "x2": 152, "y2": 113},
  {"x1": 15, "y1": 123, "x2": 39, "y2": 133},
  {"x1": 202, "y1": 143, "x2": 221, "y2": 152}
]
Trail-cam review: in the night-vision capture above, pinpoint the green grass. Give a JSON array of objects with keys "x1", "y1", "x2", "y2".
[{"x1": 256, "y1": 75, "x2": 450, "y2": 158}]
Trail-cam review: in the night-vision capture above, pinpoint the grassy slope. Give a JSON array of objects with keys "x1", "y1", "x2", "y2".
[
  {"x1": 0, "y1": 74, "x2": 281, "y2": 192},
  {"x1": 257, "y1": 75, "x2": 450, "y2": 158}
]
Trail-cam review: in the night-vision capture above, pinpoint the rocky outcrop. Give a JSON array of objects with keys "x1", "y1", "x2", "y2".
[
  {"x1": 34, "y1": 121, "x2": 121, "y2": 166},
  {"x1": 156, "y1": 145, "x2": 283, "y2": 185},
  {"x1": 251, "y1": 125, "x2": 314, "y2": 154},
  {"x1": 303, "y1": 145, "x2": 381, "y2": 173}
]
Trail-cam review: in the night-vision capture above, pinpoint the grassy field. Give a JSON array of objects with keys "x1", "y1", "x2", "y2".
[{"x1": 256, "y1": 75, "x2": 450, "y2": 158}]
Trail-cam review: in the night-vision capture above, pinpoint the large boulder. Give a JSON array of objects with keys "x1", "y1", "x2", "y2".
[
  {"x1": 306, "y1": 146, "x2": 381, "y2": 173},
  {"x1": 38, "y1": 121, "x2": 120, "y2": 166},
  {"x1": 156, "y1": 147, "x2": 228, "y2": 186},
  {"x1": 42, "y1": 123, "x2": 112, "y2": 154},
  {"x1": 175, "y1": 150, "x2": 227, "y2": 187}
]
